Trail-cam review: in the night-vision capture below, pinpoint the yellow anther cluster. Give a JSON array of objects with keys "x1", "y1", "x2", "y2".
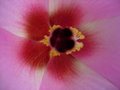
[
  {"x1": 66, "y1": 42, "x2": 84, "y2": 55},
  {"x1": 40, "y1": 35, "x2": 49, "y2": 46},
  {"x1": 70, "y1": 27, "x2": 85, "y2": 40},
  {"x1": 50, "y1": 49, "x2": 60, "y2": 57},
  {"x1": 40, "y1": 25, "x2": 85, "y2": 57},
  {"x1": 49, "y1": 25, "x2": 61, "y2": 32}
]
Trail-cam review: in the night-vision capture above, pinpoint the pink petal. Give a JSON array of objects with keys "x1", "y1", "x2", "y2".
[
  {"x1": 39, "y1": 61, "x2": 118, "y2": 90},
  {"x1": 0, "y1": 0, "x2": 49, "y2": 38},
  {"x1": 73, "y1": 16, "x2": 120, "y2": 88},
  {"x1": 0, "y1": 29, "x2": 44, "y2": 90},
  {"x1": 79, "y1": 0, "x2": 120, "y2": 24},
  {"x1": 49, "y1": 0, "x2": 120, "y2": 25}
]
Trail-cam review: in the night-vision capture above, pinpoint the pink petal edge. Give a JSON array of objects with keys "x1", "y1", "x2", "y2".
[
  {"x1": 39, "y1": 60, "x2": 119, "y2": 90},
  {"x1": 0, "y1": 0, "x2": 49, "y2": 37},
  {"x1": 0, "y1": 29, "x2": 44, "y2": 90},
  {"x1": 73, "y1": 16, "x2": 120, "y2": 89},
  {"x1": 49, "y1": 0, "x2": 120, "y2": 25}
]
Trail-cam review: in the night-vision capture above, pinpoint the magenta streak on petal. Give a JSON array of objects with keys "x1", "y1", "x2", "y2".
[
  {"x1": 21, "y1": 40, "x2": 50, "y2": 69},
  {"x1": 23, "y1": 6, "x2": 49, "y2": 41},
  {"x1": 47, "y1": 54, "x2": 77, "y2": 81},
  {"x1": 50, "y1": 6, "x2": 84, "y2": 27}
]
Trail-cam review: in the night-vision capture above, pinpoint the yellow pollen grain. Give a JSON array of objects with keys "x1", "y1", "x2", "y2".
[
  {"x1": 77, "y1": 42, "x2": 84, "y2": 50},
  {"x1": 70, "y1": 27, "x2": 85, "y2": 40},
  {"x1": 50, "y1": 49, "x2": 60, "y2": 57},
  {"x1": 49, "y1": 25, "x2": 61, "y2": 32},
  {"x1": 79, "y1": 35, "x2": 85, "y2": 39},
  {"x1": 70, "y1": 27, "x2": 79, "y2": 35}
]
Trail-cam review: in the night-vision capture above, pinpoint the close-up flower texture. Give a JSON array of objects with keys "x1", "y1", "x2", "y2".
[{"x1": 0, "y1": 0, "x2": 120, "y2": 90}]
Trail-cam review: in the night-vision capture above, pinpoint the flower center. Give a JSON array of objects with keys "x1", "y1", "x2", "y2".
[
  {"x1": 50, "y1": 28, "x2": 75, "y2": 53},
  {"x1": 40, "y1": 25, "x2": 85, "y2": 57}
]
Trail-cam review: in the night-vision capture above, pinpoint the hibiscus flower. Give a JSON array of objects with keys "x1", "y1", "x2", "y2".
[{"x1": 0, "y1": 0, "x2": 120, "y2": 90}]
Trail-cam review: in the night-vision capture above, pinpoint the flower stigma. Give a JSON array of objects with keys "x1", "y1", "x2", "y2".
[{"x1": 40, "y1": 25, "x2": 85, "y2": 57}]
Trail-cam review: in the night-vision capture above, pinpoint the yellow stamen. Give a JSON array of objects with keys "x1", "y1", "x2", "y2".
[
  {"x1": 50, "y1": 49, "x2": 60, "y2": 57},
  {"x1": 49, "y1": 25, "x2": 61, "y2": 32},
  {"x1": 66, "y1": 42, "x2": 84, "y2": 55},
  {"x1": 70, "y1": 27, "x2": 85, "y2": 40},
  {"x1": 40, "y1": 35, "x2": 49, "y2": 46}
]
